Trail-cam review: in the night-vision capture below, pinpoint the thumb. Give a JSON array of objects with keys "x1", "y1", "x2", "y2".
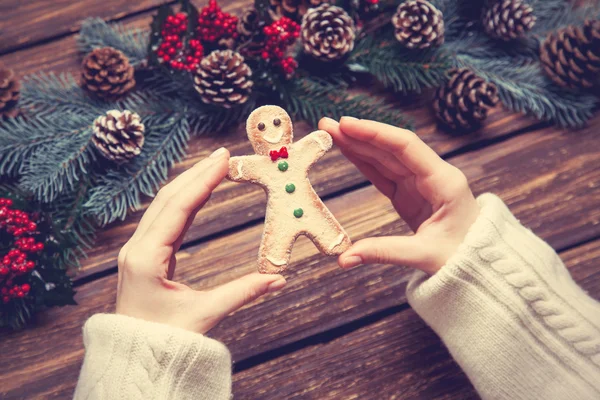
[
  {"x1": 338, "y1": 236, "x2": 433, "y2": 272},
  {"x1": 205, "y1": 273, "x2": 286, "y2": 319}
]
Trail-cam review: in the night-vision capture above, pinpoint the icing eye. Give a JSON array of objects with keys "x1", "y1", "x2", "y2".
[
  {"x1": 273, "y1": 118, "x2": 281, "y2": 126},
  {"x1": 258, "y1": 122, "x2": 265, "y2": 131}
]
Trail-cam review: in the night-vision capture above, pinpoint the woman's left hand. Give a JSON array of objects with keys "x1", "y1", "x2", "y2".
[{"x1": 116, "y1": 147, "x2": 287, "y2": 334}]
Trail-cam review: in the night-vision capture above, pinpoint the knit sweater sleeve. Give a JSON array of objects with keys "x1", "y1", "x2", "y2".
[
  {"x1": 73, "y1": 314, "x2": 232, "y2": 400},
  {"x1": 406, "y1": 193, "x2": 600, "y2": 400}
]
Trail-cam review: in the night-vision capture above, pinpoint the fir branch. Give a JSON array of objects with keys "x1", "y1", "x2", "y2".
[
  {"x1": 19, "y1": 127, "x2": 96, "y2": 203},
  {"x1": 78, "y1": 18, "x2": 149, "y2": 67},
  {"x1": 21, "y1": 73, "x2": 111, "y2": 118},
  {"x1": 84, "y1": 115, "x2": 190, "y2": 225},
  {"x1": 458, "y1": 56, "x2": 598, "y2": 128},
  {"x1": 281, "y1": 76, "x2": 412, "y2": 128},
  {"x1": 347, "y1": 29, "x2": 450, "y2": 93},
  {"x1": 21, "y1": 72, "x2": 151, "y2": 118},
  {"x1": 0, "y1": 115, "x2": 91, "y2": 176}
]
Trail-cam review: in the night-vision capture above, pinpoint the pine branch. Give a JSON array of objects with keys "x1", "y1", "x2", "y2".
[
  {"x1": 458, "y1": 56, "x2": 598, "y2": 128},
  {"x1": 20, "y1": 73, "x2": 107, "y2": 118},
  {"x1": 84, "y1": 115, "x2": 190, "y2": 225},
  {"x1": 78, "y1": 18, "x2": 149, "y2": 67},
  {"x1": 0, "y1": 115, "x2": 91, "y2": 176},
  {"x1": 19, "y1": 127, "x2": 96, "y2": 203},
  {"x1": 347, "y1": 29, "x2": 450, "y2": 93},
  {"x1": 281, "y1": 76, "x2": 412, "y2": 128},
  {"x1": 21, "y1": 72, "x2": 151, "y2": 118}
]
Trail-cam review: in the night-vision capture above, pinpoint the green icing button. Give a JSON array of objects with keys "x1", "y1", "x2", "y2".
[
  {"x1": 278, "y1": 161, "x2": 289, "y2": 171},
  {"x1": 293, "y1": 208, "x2": 303, "y2": 218},
  {"x1": 285, "y1": 183, "x2": 296, "y2": 193}
]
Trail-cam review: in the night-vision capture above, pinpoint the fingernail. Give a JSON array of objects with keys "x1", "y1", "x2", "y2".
[
  {"x1": 209, "y1": 147, "x2": 227, "y2": 158},
  {"x1": 341, "y1": 255, "x2": 362, "y2": 269},
  {"x1": 321, "y1": 117, "x2": 338, "y2": 126},
  {"x1": 267, "y1": 278, "x2": 286, "y2": 293},
  {"x1": 341, "y1": 116, "x2": 358, "y2": 121}
]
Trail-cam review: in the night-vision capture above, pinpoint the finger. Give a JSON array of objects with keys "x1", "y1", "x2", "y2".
[
  {"x1": 339, "y1": 117, "x2": 445, "y2": 177},
  {"x1": 131, "y1": 147, "x2": 228, "y2": 242},
  {"x1": 341, "y1": 150, "x2": 396, "y2": 198},
  {"x1": 338, "y1": 236, "x2": 438, "y2": 274},
  {"x1": 166, "y1": 201, "x2": 206, "y2": 280},
  {"x1": 319, "y1": 117, "x2": 410, "y2": 178},
  {"x1": 142, "y1": 150, "x2": 229, "y2": 248},
  {"x1": 205, "y1": 273, "x2": 286, "y2": 318}
]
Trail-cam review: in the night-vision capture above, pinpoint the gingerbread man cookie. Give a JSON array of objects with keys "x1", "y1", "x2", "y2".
[{"x1": 228, "y1": 105, "x2": 352, "y2": 274}]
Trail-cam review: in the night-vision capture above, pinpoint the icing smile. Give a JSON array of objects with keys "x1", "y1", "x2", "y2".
[{"x1": 263, "y1": 129, "x2": 284, "y2": 144}]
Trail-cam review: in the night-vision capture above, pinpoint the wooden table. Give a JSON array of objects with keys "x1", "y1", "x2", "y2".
[{"x1": 1, "y1": 1, "x2": 599, "y2": 398}]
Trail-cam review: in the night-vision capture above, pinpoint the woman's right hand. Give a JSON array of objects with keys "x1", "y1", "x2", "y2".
[{"x1": 319, "y1": 117, "x2": 480, "y2": 275}]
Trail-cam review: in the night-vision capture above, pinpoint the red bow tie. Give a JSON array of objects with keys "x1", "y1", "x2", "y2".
[{"x1": 269, "y1": 146, "x2": 288, "y2": 162}]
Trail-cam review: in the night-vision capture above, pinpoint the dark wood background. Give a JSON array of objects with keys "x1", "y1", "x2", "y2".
[{"x1": 1, "y1": 1, "x2": 599, "y2": 398}]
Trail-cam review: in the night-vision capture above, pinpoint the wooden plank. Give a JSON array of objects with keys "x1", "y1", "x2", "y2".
[
  {"x1": 0, "y1": 11, "x2": 537, "y2": 278},
  {"x1": 232, "y1": 239, "x2": 600, "y2": 399},
  {"x1": 0, "y1": 0, "x2": 252, "y2": 55},
  {"x1": 1, "y1": 118, "x2": 599, "y2": 398}
]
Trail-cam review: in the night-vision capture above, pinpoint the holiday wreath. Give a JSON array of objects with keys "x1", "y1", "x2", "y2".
[{"x1": 0, "y1": 0, "x2": 598, "y2": 328}]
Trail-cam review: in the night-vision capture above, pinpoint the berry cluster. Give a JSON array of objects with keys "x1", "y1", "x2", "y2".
[
  {"x1": 2, "y1": 283, "x2": 31, "y2": 304},
  {"x1": 197, "y1": 0, "x2": 239, "y2": 43},
  {"x1": 0, "y1": 198, "x2": 38, "y2": 236},
  {"x1": 262, "y1": 17, "x2": 301, "y2": 77},
  {"x1": 156, "y1": 12, "x2": 204, "y2": 71},
  {"x1": 0, "y1": 198, "x2": 44, "y2": 305}
]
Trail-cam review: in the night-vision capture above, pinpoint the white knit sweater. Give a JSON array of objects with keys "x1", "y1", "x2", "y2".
[{"x1": 74, "y1": 194, "x2": 600, "y2": 399}]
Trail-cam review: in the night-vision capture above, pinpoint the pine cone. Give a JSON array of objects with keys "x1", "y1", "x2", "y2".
[
  {"x1": 238, "y1": 7, "x2": 262, "y2": 39},
  {"x1": 237, "y1": 7, "x2": 267, "y2": 57},
  {"x1": 92, "y1": 110, "x2": 145, "y2": 163},
  {"x1": 483, "y1": 0, "x2": 536, "y2": 41},
  {"x1": 193, "y1": 50, "x2": 253, "y2": 108},
  {"x1": 392, "y1": 0, "x2": 444, "y2": 50},
  {"x1": 0, "y1": 68, "x2": 20, "y2": 118},
  {"x1": 81, "y1": 47, "x2": 136, "y2": 100},
  {"x1": 301, "y1": 4, "x2": 356, "y2": 62},
  {"x1": 540, "y1": 20, "x2": 600, "y2": 89},
  {"x1": 433, "y1": 68, "x2": 500, "y2": 131},
  {"x1": 270, "y1": 0, "x2": 330, "y2": 21}
]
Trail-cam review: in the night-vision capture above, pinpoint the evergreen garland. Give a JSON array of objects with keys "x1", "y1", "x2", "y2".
[{"x1": 435, "y1": 0, "x2": 600, "y2": 127}]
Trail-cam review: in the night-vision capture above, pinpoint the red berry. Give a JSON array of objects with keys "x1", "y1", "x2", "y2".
[
  {"x1": 2, "y1": 296, "x2": 9, "y2": 303},
  {"x1": 22, "y1": 283, "x2": 30, "y2": 292},
  {"x1": 0, "y1": 267, "x2": 8, "y2": 275}
]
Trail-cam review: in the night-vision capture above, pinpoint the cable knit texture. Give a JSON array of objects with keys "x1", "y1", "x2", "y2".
[
  {"x1": 74, "y1": 314, "x2": 232, "y2": 400},
  {"x1": 407, "y1": 193, "x2": 600, "y2": 400}
]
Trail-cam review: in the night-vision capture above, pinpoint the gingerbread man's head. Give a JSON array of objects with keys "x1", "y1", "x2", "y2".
[{"x1": 246, "y1": 105, "x2": 293, "y2": 155}]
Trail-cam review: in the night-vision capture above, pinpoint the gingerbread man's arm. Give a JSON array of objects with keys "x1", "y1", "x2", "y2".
[
  {"x1": 227, "y1": 155, "x2": 268, "y2": 185},
  {"x1": 293, "y1": 130, "x2": 333, "y2": 165}
]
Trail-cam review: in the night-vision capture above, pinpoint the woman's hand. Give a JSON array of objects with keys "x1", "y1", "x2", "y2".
[
  {"x1": 319, "y1": 117, "x2": 479, "y2": 275},
  {"x1": 116, "y1": 147, "x2": 286, "y2": 333}
]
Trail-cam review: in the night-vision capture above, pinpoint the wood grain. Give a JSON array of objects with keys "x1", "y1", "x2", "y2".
[
  {"x1": 232, "y1": 239, "x2": 600, "y2": 400},
  {"x1": 1, "y1": 120, "x2": 599, "y2": 398}
]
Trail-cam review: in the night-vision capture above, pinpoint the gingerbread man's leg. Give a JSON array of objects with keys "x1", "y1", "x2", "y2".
[
  {"x1": 307, "y1": 209, "x2": 352, "y2": 256},
  {"x1": 258, "y1": 224, "x2": 297, "y2": 274}
]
